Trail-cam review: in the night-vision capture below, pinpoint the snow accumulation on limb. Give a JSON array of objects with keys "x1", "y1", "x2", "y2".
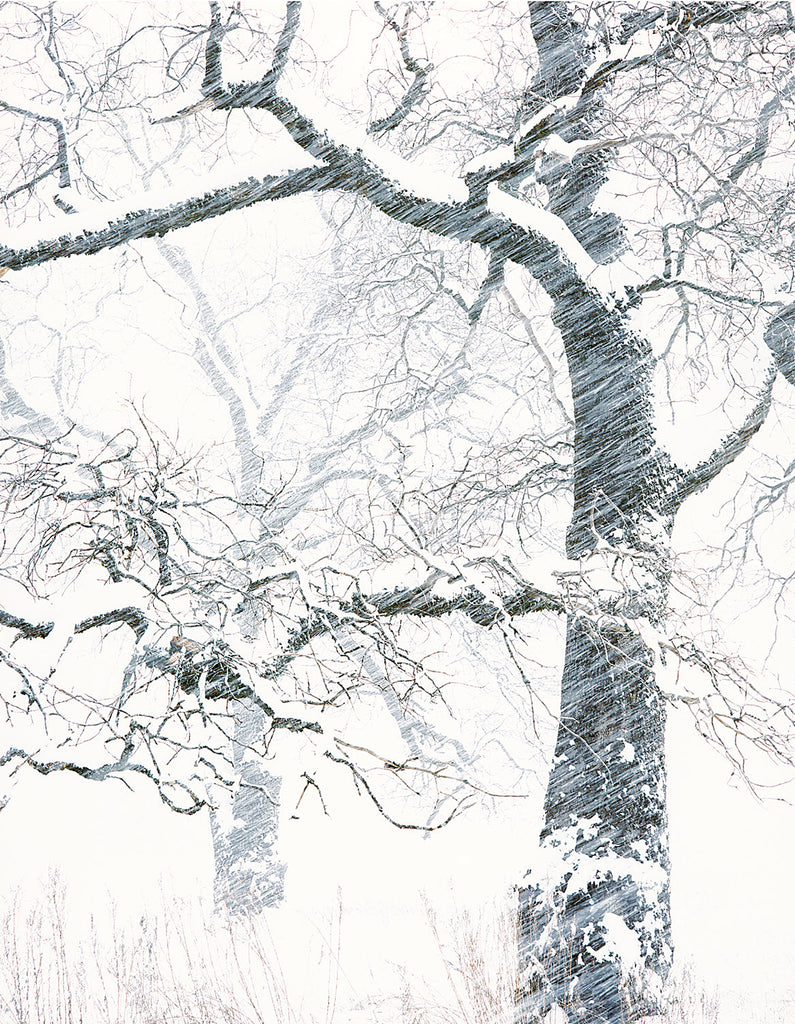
[
  {"x1": 147, "y1": 0, "x2": 645, "y2": 305},
  {"x1": 0, "y1": 166, "x2": 337, "y2": 272},
  {"x1": 0, "y1": 597, "x2": 321, "y2": 727},
  {"x1": 487, "y1": 185, "x2": 644, "y2": 304},
  {"x1": 0, "y1": 602, "x2": 149, "y2": 650},
  {"x1": 0, "y1": 608, "x2": 54, "y2": 640},
  {"x1": 1, "y1": 554, "x2": 664, "y2": 717},
  {"x1": 0, "y1": 15, "x2": 634, "y2": 311}
]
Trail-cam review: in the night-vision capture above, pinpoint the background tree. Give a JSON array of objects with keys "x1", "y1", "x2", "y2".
[{"x1": 3, "y1": 3, "x2": 795, "y2": 1022}]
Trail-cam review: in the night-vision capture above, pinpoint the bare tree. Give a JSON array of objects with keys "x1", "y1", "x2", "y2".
[{"x1": 3, "y1": 2, "x2": 795, "y2": 1021}]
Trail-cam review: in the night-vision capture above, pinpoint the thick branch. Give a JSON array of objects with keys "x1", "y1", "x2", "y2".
[
  {"x1": 267, "y1": 0, "x2": 302, "y2": 90},
  {"x1": 0, "y1": 167, "x2": 337, "y2": 272},
  {"x1": 201, "y1": 1, "x2": 224, "y2": 98},
  {"x1": 154, "y1": 13, "x2": 612, "y2": 298},
  {"x1": 0, "y1": 609, "x2": 54, "y2": 640},
  {"x1": 368, "y1": 571, "x2": 564, "y2": 623},
  {"x1": 74, "y1": 606, "x2": 149, "y2": 641},
  {"x1": 764, "y1": 301, "x2": 795, "y2": 387},
  {"x1": 250, "y1": 567, "x2": 563, "y2": 679},
  {"x1": 1, "y1": 604, "x2": 147, "y2": 645},
  {"x1": 468, "y1": 251, "x2": 506, "y2": 326}
]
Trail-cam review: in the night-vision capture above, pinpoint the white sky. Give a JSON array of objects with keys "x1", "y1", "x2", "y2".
[{"x1": 1, "y1": 4, "x2": 795, "y2": 1022}]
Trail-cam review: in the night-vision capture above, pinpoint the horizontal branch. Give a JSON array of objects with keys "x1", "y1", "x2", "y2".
[
  {"x1": 0, "y1": 604, "x2": 148, "y2": 642},
  {"x1": 0, "y1": 167, "x2": 337, "y2": 272},
  {"x1": 0, "y1": 746, "x2": 205, "y2": 813},
  {"x1": 0, "y1": 609, "x2": 54, "y2": 639},
  {"x1": 75, "y1": 606, "x2": 149, "y2": 641},
  {"x1": 0, "y1": 103, "x2": 619, "y2": 318},
  {"x1": 367, "y1": 570, "x2": 564, "y2": 623},
  {"x1": 248, "y1": 567, "x2": 563, "y2": 694},
  {"x1": 629, "y1": 275, "x2": 783, "y2": 310}
]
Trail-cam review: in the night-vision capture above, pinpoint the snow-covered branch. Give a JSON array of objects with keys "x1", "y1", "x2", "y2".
[
  {"x1": 0, "y1": 167, "x2": 336, "y2": 272},
  {"x1": 0, "y1": 744, "x2": 207, "y2": 814},
  {"x1": 675, "y1": 361, "x2": 777, "y2": 503}
]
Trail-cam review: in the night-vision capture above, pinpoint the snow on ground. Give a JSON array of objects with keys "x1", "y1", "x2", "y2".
[{"x1": 1, "y1": 698, "x2": 795, "y2": 1021}]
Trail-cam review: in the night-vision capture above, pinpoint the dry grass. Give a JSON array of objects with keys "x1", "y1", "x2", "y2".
[
  {"x1": 0, "y1": 882, "x2": 790, "y2": 1024},
  {"x1": 0, "y1": 881, "x2": 322, "y2": 1024}
]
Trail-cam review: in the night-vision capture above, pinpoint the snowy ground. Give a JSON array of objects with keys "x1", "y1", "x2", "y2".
[{"x1": 1, "y1": 702, "x2": 795, "y2": 1023}]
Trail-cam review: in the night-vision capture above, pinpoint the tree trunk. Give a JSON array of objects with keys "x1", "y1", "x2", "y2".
[
  {"x1": 516, "y1": 333, "x2": 675, "y2": 1021},
  {"x1": 211, "y1": 701, "x2": 286, "y2": 913},
  {"x1": 515, "y1": 7, "x2": 678, "y2": 1016},
  {"x1": 517, "y1": 612, "x2": 672, "y2": 1021},
  {"x1": 516, "y1": 281, "x2": 677, "y2": 1020}
]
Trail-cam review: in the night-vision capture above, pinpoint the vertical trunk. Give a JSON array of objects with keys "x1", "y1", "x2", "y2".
[
  {"x1": 211, "y1": 701, "x2": 286, "y2": 912},
  {"x1": 516, "y1": 7, "x2": 678, "y2": 1017},
  {"x1": 517, "y1": 612, "x2": 672, "y2": 1021},
  {"x1": 154, "y1": 242, "x2": 287, "y2": 914},
  {"x1": 516, "y1": 288, "x2": 676, "y2": 1020}
]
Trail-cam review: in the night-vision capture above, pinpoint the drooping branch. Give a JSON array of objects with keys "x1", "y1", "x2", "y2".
[{"x1": 322, "y1": 748, "x2": 462, "y2": 831}]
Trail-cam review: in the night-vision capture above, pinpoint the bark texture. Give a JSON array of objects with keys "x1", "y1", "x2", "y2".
[
  {"x1": 516, "y1": 295, "x2": 677, "y2": 1022},
  {"x1": 211, "y1": 702, "x2": 285, "y2": 912},
  {"x1": 516, "y1": 7, "x2": 676, "y2": 1019}
]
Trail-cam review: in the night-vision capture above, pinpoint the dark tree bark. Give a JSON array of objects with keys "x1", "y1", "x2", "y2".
[
  {"x1": 516, "y1": 295, "x2": 677, "y2": 1018},
  {"x1": 516, "y1": 265, "x2": 678, "y2": 1021},
  {"x1": 514, "y1": 6, "x2": 764, "y2": 1019},
  {"x1": 514, "y1": 6, "x2": 681, "y2": 1018}
]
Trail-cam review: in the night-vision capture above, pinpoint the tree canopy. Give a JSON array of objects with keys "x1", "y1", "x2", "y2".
[{"x1": 2, "y1": 3, "x2": 795, "y2": 1021}]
